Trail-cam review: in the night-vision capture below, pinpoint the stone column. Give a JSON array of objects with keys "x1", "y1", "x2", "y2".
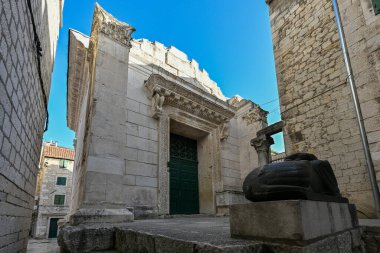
[{"x1": 251, "y1": 136, "x2": 274, "y2": 167}]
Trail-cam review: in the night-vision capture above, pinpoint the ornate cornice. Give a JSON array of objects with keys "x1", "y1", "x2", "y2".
[
  {"x1": 87, "y1": 3, "x2": 136, "y2": 68},
  {"x1": 92, "y1": 3, "x2": 135, "y2": 47},
  {"x1": 145, "y1": 74, "x2": 236, "y2": 125}
]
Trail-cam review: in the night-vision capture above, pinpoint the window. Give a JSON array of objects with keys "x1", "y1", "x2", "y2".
[
  {"x1": 59, "y1": 159, "x2": 68, "y2": 168},
  {"x1": 373, "y1": 0, "x2": 380, "y2": 15},
  {"x1": 54, "y1": 195, "x2": 65, "y2": 205},
  {"x1": 56, "y1": 177, "x2": 67, "y2": 186}
]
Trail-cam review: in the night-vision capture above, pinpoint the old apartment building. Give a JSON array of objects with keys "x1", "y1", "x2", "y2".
[
  {"x1": 65, "y1": 4, "x2": 267, "y2": 223},
  {"x1": 31, "y1": 142, "x2": 74, "y2": 239},
  {"x1": 0, "y1": 0, "x2": 63, "y2": 251},
  {"x1": 266, "y1": 0, "x2": 380, "y2": 217}
]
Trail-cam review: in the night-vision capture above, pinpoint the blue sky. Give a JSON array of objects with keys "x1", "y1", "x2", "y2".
[{"x1": 43, "y1": 0, "x2": 284, "y2": 152}]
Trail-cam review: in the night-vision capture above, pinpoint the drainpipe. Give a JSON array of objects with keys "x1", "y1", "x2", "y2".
[{"x1": 331, "y1": 0, "x2": 380, "y2": 218}]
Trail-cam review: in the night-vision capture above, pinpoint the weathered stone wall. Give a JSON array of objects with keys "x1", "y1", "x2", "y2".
[
  {"x1": 336, "y1": 0, "x2": 380, "y2": 213},
  {"x1": 34, "y1": 157, "x2": 73, "y2": 238},
  {"x1": 267, "y1": 0, "x2": 380, "y2": 217},
  {"x1": 0, "y1": 0, "x2": 62, "y2": 251}
]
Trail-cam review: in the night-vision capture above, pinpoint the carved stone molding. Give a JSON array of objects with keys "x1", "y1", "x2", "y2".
[
  {"x1": 157, "y1": 115, "x2": 170, "y2": 215},
  {"x1": 92, "y1": 3, "x2": 135, "y2": 47},
  {"x1": 145, "y1": 74, "x2": 235, "y2": 124},
  {"x1": 152, "y1": 87, "x2": 165, "y2": 119},
  {"x1": 242, "y1": 107, "x2": 268, "y2": 126}
]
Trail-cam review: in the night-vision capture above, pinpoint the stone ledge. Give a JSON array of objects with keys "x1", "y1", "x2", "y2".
[
  {"x1": 58, "y1": 217, "x2": 365, "y2": 253},
  {"x1": 69, "y1": 208, "x2": 134, "y2": 226},
  {"x1": 230, "y1": 200, "x2": 358, "y2": 243}
]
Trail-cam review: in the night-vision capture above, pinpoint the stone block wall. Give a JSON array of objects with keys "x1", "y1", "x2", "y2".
[
  {"x1": 336, "y1": 0, "x2": 380, "y2": 208},
  {"x1": 267, "y1": 0, "x2": 380, "y2": 217},
  {"x1": 0, "y1": 0, "x2": 62, "y2": 251}
]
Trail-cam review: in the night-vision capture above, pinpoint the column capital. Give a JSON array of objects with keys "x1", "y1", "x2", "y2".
[
  {"x1": 251, "y1": 136, "x2": 274, "y2": 153},
  {"x1": 92, "y1": 3, "x2": 135, "y2": 47}
]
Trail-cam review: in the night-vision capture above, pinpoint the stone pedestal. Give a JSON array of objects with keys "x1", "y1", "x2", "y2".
[{"x1": 230, "y1": 200, "x2": 358, "y2": 244}]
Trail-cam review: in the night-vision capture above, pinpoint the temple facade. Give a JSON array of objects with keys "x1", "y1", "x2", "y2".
[{"x1": 66, "y1": 4, "x2": 267, "y2": 222}]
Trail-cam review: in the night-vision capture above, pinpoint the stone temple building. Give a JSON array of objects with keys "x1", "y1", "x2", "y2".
[
  {"x1": 266, "y1": 0, "x2": 380, "y2": 217},
  {"x1": 31, "y1": 142, "x2": 74, "y2": 239},
  {"x1": 0, "y1": 0, "x2": 63, "y2": 251},
  {"x1": 66, "y1": 4, "x2": 267, "y2": 222}
]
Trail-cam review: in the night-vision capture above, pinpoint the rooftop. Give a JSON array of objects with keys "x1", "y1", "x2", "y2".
[{"x1": 43, "y1": 145, "x2": 75, "y2": 160}]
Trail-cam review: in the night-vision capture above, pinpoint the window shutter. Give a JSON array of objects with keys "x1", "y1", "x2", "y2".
[
  {"x1": 374, "y1": 0, "x2": 380, "y2": 15},
  {"x1": 59, "y1": 159, "x2": 68, "y2": 168},
  {"x1": 54, "y1": 195, "x2": 65, "y2": 205},
  {"x1": 56, "y1": 177, "x2": 67, "y2": 185}
]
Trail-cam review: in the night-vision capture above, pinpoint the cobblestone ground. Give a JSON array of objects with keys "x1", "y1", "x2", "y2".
[{"x1": 26, "y1": 239, "x2": 59, "y2": 253}]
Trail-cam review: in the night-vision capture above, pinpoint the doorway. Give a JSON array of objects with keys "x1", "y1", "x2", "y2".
[
  {"x1": 48, "y1": 218, "x2": 59, "y2": 238},
  {"x1": 169, "y1": 133, "x2": 199, "y2": 214}
]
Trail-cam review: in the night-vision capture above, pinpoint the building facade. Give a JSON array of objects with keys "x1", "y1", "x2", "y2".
[
  {"x1": 0, "y1": 0, "x2": 63, "y2": 251},
  {"x1": 65, "y1": 4, "x2": 267, "y2": 223},
  {"x1": 266, "y1": 0, "x2": 380, "y2": 217},
  {"x1": 31, "y1": 142, "x2": 74, "y2": 239}
]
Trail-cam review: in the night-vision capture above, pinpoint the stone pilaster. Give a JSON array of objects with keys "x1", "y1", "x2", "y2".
[
  {"x1": 157, "y1": 114, "x2": 170, "y2": 215},
  {"x1": 69, "y1": 3, "x2": 135, "y2": 224}
]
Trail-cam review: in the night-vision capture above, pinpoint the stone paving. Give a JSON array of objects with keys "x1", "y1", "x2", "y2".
[{"x1": 26, "y1": 239, "x2": 59, "y2": 253}]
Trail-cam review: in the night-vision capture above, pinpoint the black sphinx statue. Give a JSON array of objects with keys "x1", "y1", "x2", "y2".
[{"x1": 243, "y1": 153, "x2": 348, "y2": 203}]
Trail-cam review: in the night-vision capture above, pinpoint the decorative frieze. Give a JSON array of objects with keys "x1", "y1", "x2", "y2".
[{"x1": 145, "y1": 74, "x2": 235, "y2": 125}]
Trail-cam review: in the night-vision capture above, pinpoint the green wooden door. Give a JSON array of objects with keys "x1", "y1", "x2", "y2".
[
  {"x1": 48, "y1": 218, "x2": 59, "y2": 238},
  {"x1": 169, "y1": 134, "x2": 199, "y2": 215}
]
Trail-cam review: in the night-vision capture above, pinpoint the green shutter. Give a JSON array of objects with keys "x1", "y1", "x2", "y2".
[
  {"x1": 54, "y1": 195, "x2": 65, "y2": 205},
  {"x1": 59, "y1": 159, "x2": 68, "y2": 168},
  {"x1": 56, "y1": 177, "x2": 67, "y2": 186},
  {"x1": 374, "y1": 0, "x2": 380, "y2": 15}
]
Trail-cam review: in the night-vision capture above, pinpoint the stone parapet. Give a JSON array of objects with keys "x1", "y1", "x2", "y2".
[{"x1": 131, "y1": 38, "x2": 227, "y2": 101}]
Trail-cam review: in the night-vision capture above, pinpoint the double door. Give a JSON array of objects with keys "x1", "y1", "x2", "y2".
[{"x1": 169, "y1": 134, "x2": 199, "y2": 215}]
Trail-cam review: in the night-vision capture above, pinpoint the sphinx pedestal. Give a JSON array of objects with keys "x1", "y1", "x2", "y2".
[{"x1": 230, "y1": 200, "x2": 363, "y2": 252}]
